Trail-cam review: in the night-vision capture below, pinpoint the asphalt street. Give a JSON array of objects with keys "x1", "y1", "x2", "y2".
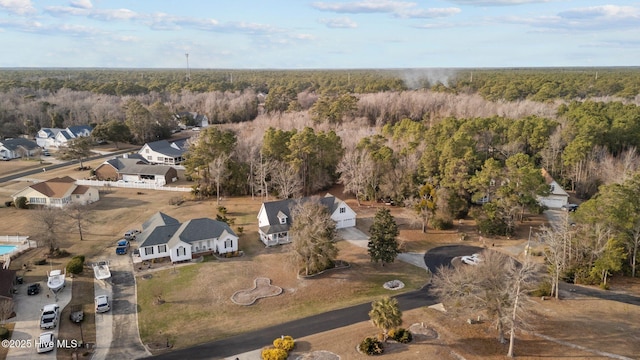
[{"x1": 147, "y1": 285, "x2": 436, "y2": 360}]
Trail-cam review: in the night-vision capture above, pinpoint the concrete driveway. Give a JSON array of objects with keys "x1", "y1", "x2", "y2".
[
  {"x1": 6, "y1": 277, "x2": 72, "y2": 359},
  {"x1": 337, "y1": 227, "x2": 428, "y2": 270},
  {"x1": 92, "y1": 244, "x2": 150, "y2": 360}
]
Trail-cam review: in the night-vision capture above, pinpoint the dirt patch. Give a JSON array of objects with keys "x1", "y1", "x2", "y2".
[{"x1": 231, "y1": 278, "x2": 283, "y2": 305}]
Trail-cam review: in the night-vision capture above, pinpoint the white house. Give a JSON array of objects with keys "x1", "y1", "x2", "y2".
[
  {"x1": 137, "y1": 212, "x2": 238, "y2": 263},
  {"x1": 0, "y1": 138, "x2": 40, "y2": 159},
  {"x1": 257, "y1": 194, "x2": 357, "y2": 247},
  {"x1": 138, "y1": 139, "x2": 187, "y2": 165},
  {"x1": 11, "y1": 176, "x2": 99, "y2": 208},
  {"x1": 35, "y1": 125, "x2": 93, "y2": 149},
  {"x1": 538, "y1": 168, "x2": 569, "y2": 209},
  {"x1": 175, "y1": 112, "x2": 209, "y2": 129}
]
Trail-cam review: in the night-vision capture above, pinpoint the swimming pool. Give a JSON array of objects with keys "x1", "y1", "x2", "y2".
[{"x1": 0, "y1": 245, "x2": 17, "y2": 256}]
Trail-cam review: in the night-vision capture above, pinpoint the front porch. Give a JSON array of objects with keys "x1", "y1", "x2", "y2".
[{"x1": 259, "y1": 231, "x2": 291, "y2": 247}]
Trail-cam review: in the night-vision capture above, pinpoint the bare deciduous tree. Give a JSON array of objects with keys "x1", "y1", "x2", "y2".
[
  {"x1": 432, "y1": 250, "x2": 539, "y2": 357},
  {"x1": 33, "y1": 207, "x2": 66, "y2": 253},
  {"x1": 65, "y1": 203, "x2": 91, "y2": 241},
  {"x1": 270, "y1": 160, "x2": 302, "y2": 199},
  {"x1": 337, "y1": 147, "x2": 373, "y2": 206}
]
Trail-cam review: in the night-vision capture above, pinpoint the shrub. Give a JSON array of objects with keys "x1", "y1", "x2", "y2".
[
  {"x1": 389, "y1": 328, "x2": 413, "y2": 343},
  {"x1": 273, "y1": 335, "x2": 295, "y2": 351},
  {"x1": 261, "y1": 347, "x2": 288, "y2": 360},
  {"x1": 66, "y1": 256, "x2": 84, "y2": 274},
  {"x1": 358, "y1": 337, "x2": 384, "y2": 356},
  {"x1": 431, "y1": 217, "x2": 453, "y2": 230},
  {"x1": 4, "y1": 201, "x2": 13, "y2": 207},
  {"x1": 0, "y1": 327, "x2": 9, "y2": 340},
  {"x1": 529, "y1": 279, "x2": 551, "y2": 297},
  {"x1": 14, "y1": 197, "x2": 27, "y2": 209}
]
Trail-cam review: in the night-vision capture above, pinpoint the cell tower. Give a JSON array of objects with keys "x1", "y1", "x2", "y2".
[{"x1": 185, "y1": 53, "x2": 191, "y2": 81}]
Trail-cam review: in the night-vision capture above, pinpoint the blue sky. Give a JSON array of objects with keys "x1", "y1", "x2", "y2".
[{"x1": 0, "y1": 0, "x2": 638, "y2": 68}]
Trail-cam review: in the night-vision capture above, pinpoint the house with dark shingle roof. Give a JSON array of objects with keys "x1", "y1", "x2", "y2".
[
  {"x1": 94, "y1": 155, "x2": 178, "y2": 184},
  {"x1": 138, "y1": 139, "x2": 187, "y2": 165},
  {"x1": 11, "y1": 176, "x2": 99, "y2": 208},
  {"x1": 0, "y1": 138, "x2": 40, "y2": 159},
  {"x1": 257, "y1": 194, "x2": 356, "y2": 246},
  {"x1": 35, "y1": 125, "x2": 92, "y2": 149},
  {"x1": 137, "y1": 212, "x2": 238, "y2": 262}
]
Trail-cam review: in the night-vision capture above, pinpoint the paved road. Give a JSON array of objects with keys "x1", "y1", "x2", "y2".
[
  {"x1": 0, "y1": 149, "x2": 132, "y2": 183},
  {"x1": 146, "y1": 285, "x2": 436, "y2": 360}
]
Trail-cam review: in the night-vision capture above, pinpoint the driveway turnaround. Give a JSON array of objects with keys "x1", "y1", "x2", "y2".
[{"x1": 6, "y1": 278, "x2": 72, "y2": 359}]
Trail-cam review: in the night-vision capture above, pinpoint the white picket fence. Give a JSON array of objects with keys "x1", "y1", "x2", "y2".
[{"x1": 76, "y1": 179, "x2": 191, "y2": 192}]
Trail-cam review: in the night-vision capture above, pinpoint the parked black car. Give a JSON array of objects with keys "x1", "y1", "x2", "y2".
[{"x1": 27, "y1": 283, "x2": 40, "y2": 295}]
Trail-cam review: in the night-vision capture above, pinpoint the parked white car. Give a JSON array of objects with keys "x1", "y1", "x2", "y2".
[
  {"x1": 461, "y1": 253, "x2": 483, "y2": 266},
  {"x1": 95, "y1": 295, "x2": 110, "y2": 313},
  {"x1": 40, "y1": 304, "x2": 59, "y2": 330},
  {"x1": 37, "y1": 332, "x2": 55, "y2": 353}
]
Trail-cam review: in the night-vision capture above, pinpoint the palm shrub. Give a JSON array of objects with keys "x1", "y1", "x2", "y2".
[
  {"x1": 389, "y1": 328, "x2": 413, "y2": 343},
  {"x1": 358, "y1": 337, "x2": 384, "y2": 355}
]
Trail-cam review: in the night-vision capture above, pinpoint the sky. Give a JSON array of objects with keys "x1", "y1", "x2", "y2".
[{"x1": 0, "y1": 0, "x2": 638, "y2": 69}]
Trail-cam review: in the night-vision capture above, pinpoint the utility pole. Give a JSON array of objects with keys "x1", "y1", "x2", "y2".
[{"x1": 185, "y1": 53, "x2": 191, "y2": 81}]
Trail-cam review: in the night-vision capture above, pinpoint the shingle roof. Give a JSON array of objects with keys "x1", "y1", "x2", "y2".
[
  {"x1": 141, "y1": 212, "x2": 179, "y2": 231},
  {"x1": 138, "y1": 215, "x2": 236, "y2": 248},
  {"x1": 145, "y1": 140, "x2": 186, "y2": 157},
  {"x1": 175, "y1": 218, "x2": 235, "y2": 244},
  {"x1": 67, "y1": 125, "x2": 93, "y2": 136},
  {"x1": 260, "y1": 195, "x2": 337, "y2": 235},
  {"x1": 138, "y1": 223, "x2": 182, "y2": 248},
  {"x1": 29, "y1": 176, "x2": 77, "y2": 198},
  {"x1": 119, "y1": 163, "x2": 174, "y2": 176},
  {"x1": 0, "y1": 138, "x2": 40, "y2": 151}
]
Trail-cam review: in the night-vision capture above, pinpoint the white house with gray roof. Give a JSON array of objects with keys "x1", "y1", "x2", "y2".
[
  {"x1": 138, "y1": 139, "x2": 187, "y2": 165},
  {"x1": 257, "y1": 194, "x2": 356, "y2": 247},
  {"x1": 137, "y1": 212, "x2": 238, "y2": 262},
  {"x1": 0, "y1": 138, "x2": 40, "y2": 159},
  {"x1": 35, "y1": 125, "x2": 93, "y2": 149}
]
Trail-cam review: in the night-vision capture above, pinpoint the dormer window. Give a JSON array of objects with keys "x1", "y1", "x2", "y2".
[{"x1": 277, "y1": 211, "x2": 288, "y2": 225}]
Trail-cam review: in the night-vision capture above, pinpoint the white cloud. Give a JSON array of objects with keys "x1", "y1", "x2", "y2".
[
  {"x1": 395, "y1": 7, "x2": 461, "y2": 19},
  {"x1": 319, "y1": 17, "x2": 358, "y2": 28},
  {"x1": 312, "y1": 0, "x2": 415, "y2": 14},
  {"x1": 0, "y1": 0, "x2": 36, "y2": 15},
  {"x1": 504, "y1": 5, "x2": 640, "y2": 31},
  {"x1": 447, "y1": 0, "x2": 550, "y2": 5},
  {"x1": 70, "y1": 0, "x2": 92, "y2": 10}
]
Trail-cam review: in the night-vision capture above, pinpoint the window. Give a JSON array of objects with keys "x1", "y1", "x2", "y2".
[
  {"x1": 144, "y1": 247, "x2": 154, "y2": 255},
  {"x1": 29, "y1": 197, "x2": 46, "y2": 204},
  {"x1": 339, "y1": 207, "x2": 346, "y2": 214},
  {"x1": 225, "y1": 239, "x2": 233, "y2": 249},
  {"x1": 158, "y1": 245, "x2": 167, "y2": 253},
  {"x1": 145, "y1": 149, "x2": 149, "y2": 153}
]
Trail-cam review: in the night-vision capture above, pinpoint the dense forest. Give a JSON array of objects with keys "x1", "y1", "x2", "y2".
[{"x1": 2, "y1": 67, "x2": 640, "y2": 286}]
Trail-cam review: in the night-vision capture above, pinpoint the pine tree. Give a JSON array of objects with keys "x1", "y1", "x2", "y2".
[{"x1": 368, "y1": 208, "x2": 400, "y2": 266}]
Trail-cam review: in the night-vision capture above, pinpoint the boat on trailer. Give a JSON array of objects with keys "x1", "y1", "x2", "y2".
[
  {"x1": 47, "y1": 269, "x2": 65, "y2": 292},
  {"x1": 93, "y1": 261, "x2": 111, "y2": 280}
]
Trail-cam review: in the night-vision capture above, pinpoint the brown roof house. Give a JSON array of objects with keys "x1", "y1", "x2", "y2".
[
  {"x1": 12, "y1": 176, "x2": 99, "y2": 208},
  {"x1": 94, "y1": 155, "x2": 178, "y2": 185}
]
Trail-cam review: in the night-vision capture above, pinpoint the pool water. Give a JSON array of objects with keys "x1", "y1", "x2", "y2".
[{"x1": 0, "y1": 245, "x2": 17, "y2": 255}]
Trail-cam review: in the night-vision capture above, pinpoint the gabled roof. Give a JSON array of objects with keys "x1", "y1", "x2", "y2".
[
  {"x1": 541, "y1": 169, "x2": 569, "y2": 197},
  {"x1": 0, "y1": 138, "x2": 40, "y2": 151},
  {"x1": 138, "y1": 223, "x2": 182, "y2": 248},
  {"x1": 174, "y1": 218, "x2": 235, "y2": 244},
  {"x1": 260, "y1": 195, "x2": 339, "y2": 235},
  {"x1": 28, "y1": 176, "x2": 77, "y2": 198},
  {"x1": 144, "y1": 140, "x2": 186, "y2": 157},
  {"x1": 66, "y1": 125, "x2": 93, "y2": 136},
  {"x1": 119, "y1": 163, "x2": 175, "y2": 176},
  {"x1": 141, "y1": 212, "x2": 180, "y2": 231},
  {"x1": 37, "y1": 128, "x2": 62, "y2": 139}
]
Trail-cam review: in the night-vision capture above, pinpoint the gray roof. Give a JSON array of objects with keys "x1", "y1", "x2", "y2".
[
  {"x1": 139, "y1": 216, "x2": 237, "y2": 248},
  {"x1": 0, "y1": 138, "x2": 40, "y2": 151},
  {"x1": 119, "y1": 163, "x2": 175, "y2": 176},
  {"x1": 138, "y1": 223, "x2": 181, "y2": 248},
  {"x1": 67, "y1": 125, "x2": 93, "y2": 136},
  {"x1": 104, "y1": 157, "x2": 148, "y2": 171},
  {"x1": 141, "y1": 212, "x2": 180, "y2": 231},
  {"x1": 260, "y1": 196, "x2": 338, "y2": 235},
  {"x1": 145, "y1": 140, "x2": 186, "y2": 158}
]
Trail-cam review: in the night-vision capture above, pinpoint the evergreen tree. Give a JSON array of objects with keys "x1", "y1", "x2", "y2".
[
  {"x1": 368, "y1": 208, "x2": 400, "y2": 266},
  {"x1": 368, "y1": 297, "x2": 402, "y2": 341}
]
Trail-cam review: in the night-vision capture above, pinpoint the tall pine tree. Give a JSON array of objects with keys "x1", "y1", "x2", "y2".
[{"x1": 368, "y1": 208, "x2": 400, "y2": 266}]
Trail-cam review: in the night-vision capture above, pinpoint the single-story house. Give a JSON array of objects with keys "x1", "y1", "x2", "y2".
[
  {"x1": 0, "y1": 138, "x2": 40, "y2": 159},
  {"x1": 138, "y1": 139, "x2": 187, "y2": 165},
  {"x1": 35, "y1": 125, "x2": 93, "y2": 149},
  {"x1": 538, "y1": 168, "x2": 569, "y2": 209},
  {"x1": 257, "y1": 194, "x2": 357, "y2": 247},
  {"x1": 94, "y1": 155, "x2": 178, "y2": 185},
  {"x1": 11, "y1": 176, "x2": 99, "y2": 208},
  {"x1": 137, "y1": 212, "x2": 238, "y2": 262}
]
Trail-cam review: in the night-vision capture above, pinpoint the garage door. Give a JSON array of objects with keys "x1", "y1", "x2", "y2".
[{"x1": 336, "y1": 218, "x2": 356, "y2": 229}]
